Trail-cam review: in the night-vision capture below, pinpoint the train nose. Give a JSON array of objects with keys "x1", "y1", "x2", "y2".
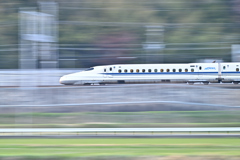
[{"x1": 59, "y1": 76, "x2": 66, "y2": 84}]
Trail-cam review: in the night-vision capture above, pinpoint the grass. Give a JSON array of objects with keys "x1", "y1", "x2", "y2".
[
  {"x1": 0, "y1": 111, "x2": 240, "y2": 128},
  {"x1": 0, "y1": 138, "x2": 240, "y2": 157},
  {"x1": 0, "y1": 111, "x2": 239, "y2": 158}
]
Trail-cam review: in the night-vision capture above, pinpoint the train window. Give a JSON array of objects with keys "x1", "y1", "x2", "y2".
[
  {"x1": 110, "y1": 67, "x2": 112, "y2": 71},
  {"x1": 223, "y1": 66, "x2": 226, "y2": 70},
  {"x1": 199, "y1": 66, "x2": 202, "y2": 70},
  {"x1": 167, "y1": 69, "x2": 170, "y2": 72},
  {"x1": 191, "y1": 69, "x2": 194, "y2": 72},
  {"x1": 148, "y1": 69, "x2": 151, "y2": 72},
  {"x1": 104, "y1": 68, "x2": 106, "y2": 72},
  {"x1": 142, "y1": 69, "x2": 145, "y2": 72},
  {"x1": 136, "y1": 69, "x2": 139, "y2": 73},
  {"x1": 185, "y1": 69, "x2": 188, "y2": 72},
  {"x1": 85, "y1": 68, "x2": 94, "y2": 71},
  {"x1": 160, "y1": 69, "x2": 164, "y2": 72},
  {"x1": 124, "y1": 69, "x2": 128, "y2": 73},
  {"x1": 118, "y1": 69, "x2": 122, "y2": 73},
  {"x1": 154, "y1": 69, "x2": 157, "y2": 72},
  {"x1": 236, "y1": 68, "x2": 239, "y2": 72},
  {"x1": 130, "y1": 69, "x2": 134, "y2": 73},
  {"x1": 179, "y1": 69, "x2": 182, "y2": 72},
  {"x1": 173, "y1": 69, "x2": 176, "y2": 72}
]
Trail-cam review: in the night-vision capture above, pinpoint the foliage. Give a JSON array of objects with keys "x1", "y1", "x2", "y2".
[{"x1": 0, "y1": 0, "x2": 240, "y2": 68}]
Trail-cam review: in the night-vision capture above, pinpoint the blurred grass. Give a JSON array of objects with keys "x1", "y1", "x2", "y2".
[
  {"x1": 1, "y1": 111, "x2": 239, "y2": 128},
  {"x1": 0, "y1": 138, "x2": 240, "y2": 157},
  {"x1": 0, "y1": 157, "x2": 239, "y2": 160}
]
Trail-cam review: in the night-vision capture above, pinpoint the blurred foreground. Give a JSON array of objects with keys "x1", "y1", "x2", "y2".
[
  {"x1": 1, "y1": 0, "x2": 240, "y2": 159},
  {"x1": 1, "y1": 80, "x2": 240, "y2": 128},
  {"x1": 1, "y1": 70, "x2": 240, "y2": 159},
  {"x1": 0, "y1": 138, "x2": 239, "y2": 159}
]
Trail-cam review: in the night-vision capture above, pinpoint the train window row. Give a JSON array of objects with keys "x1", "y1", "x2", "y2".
[
  {"x1": 104, "y1": 66, "x2": 240, "y2": 72},
  {"x1": 222, "y1": 66, "x2": 239, "y2": 72},
  {"x1": 118, "y1": 68, "x2": 195, "y2": 73}
]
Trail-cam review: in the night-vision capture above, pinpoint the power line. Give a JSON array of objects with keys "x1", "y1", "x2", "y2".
[
  {"x1": 59, "y1": 21, "x2": 238, "y2": 27},
  {"x1": 59, "y1": 7, "x2": 230, "y2": 11},
  {"x1": 0, "y1": 46, "x2": 232, "y2": 52},
  {"x1": 58, "y1": 0, "x2": 228, "y2": 4}
]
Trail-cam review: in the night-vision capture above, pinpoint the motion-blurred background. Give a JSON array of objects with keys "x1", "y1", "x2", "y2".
[
  {"x1": 0, "y1": 0, "x2": 239, "y2": 127},
  {"x1": 1, "y1": 0, "x2": 240, "y2": 86},
  {"x1": 1, "y1": 0, "x2": 240, "y2": 70},
  {"x1": 0, "y1": 1, "x2": 240, "y2": 159}
]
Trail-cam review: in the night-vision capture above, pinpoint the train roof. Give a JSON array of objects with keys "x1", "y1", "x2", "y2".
[{"x1": 94, "y1": 62, "x2": 240, "y2": 68}]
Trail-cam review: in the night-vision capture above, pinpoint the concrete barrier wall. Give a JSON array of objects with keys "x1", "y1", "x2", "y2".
[
  {"x1": 1, "y1": 84, "x2": 240, "y2": 112},
  {"x1": 0, "y1": 69, "x2": 82, "y2": 86}
]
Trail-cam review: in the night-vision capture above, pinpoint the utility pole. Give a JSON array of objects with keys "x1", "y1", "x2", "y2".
[
  {"x1": 19, "y1": 2, "x2": 58, "y2": 69},
  {"x1": 143, "y1": 25, "x2": 165, "y2": 63}
]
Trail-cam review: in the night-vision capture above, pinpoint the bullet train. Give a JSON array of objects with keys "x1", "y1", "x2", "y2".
[{"x1": 59, "y1": 62, "x2": 240, "y2": 85}]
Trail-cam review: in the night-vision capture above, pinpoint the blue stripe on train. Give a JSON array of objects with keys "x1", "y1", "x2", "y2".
[
  {"x1": 101, "y1": 71, "x2": 240, "y2": 75},
  {"x1": 222, "y1": 72, "x2": 240, "y2": 74},
  {"x1": 102, "y1": 72, "x2": 218, "y2": 75}
]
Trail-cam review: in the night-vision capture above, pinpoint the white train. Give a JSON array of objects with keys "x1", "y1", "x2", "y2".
[{"x1": 59, "y1": 62, "x2": 240, "y2": 85}]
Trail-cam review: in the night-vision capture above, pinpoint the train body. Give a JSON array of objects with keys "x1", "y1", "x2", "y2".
[{"x1": 59, "y1": 63, "x2": 240, "y2": 85}]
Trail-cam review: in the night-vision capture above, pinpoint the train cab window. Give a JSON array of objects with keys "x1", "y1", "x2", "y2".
[
  {"x1": 85, "y1": 68, "x2": 94, "y2": 71},
  {"x1": 104, "y1": 68, "x2": 106, "y2": 72},
  {"x1": 179, "y1": 69, "x2": 182, "y2": 72},
  {"x1": 173, "y1": 69, "x2": 176, "y2": 72},
  {"x1": 199, "y1": 66, "x2": 202, "y2": 70},
  {"x1": 142, "y1": 69, "x2": 145, "y2": 73},
  {"x1": 191, "y1": 69, "x2": 194, "y2": 72},
  {"x1": 130, "y1": 69, "x2": 134, "y2": 73},
  {"x1": 154, "y1": 69, "x2": 157, "y2": 72},
  {"x1": 124, "y1": 69, "x2": 128, "y2": 73},
  {"x1": 118, "y1": 69, "x2": 122, "y2": 73},
  {"x1": 223, "y1": 66, "x2": 226, "y2": 70},
  {"x1": 236, "y1": 68, "x2": 239, "y2": 72},
  {"x1": 185, "y1": 69, "x2": 188, "y2": 72},
  {"x1": 148, "y1": 69, "x2": 151, "y2": 72},
  {"x1": 160, "y1": 69, "x2": 164, "y2": 72},
  {"x1": 110, "y1": 67, "x2": 112, "y2": 71},
  {"x1": 136, "y1": 69, "x2": 139, "y2": 73},
  {"x1": 166, "y1": 69, "x2": 170, "y2": 72}
]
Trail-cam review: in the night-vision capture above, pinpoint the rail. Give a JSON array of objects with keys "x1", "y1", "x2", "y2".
[{"x1": 0, "y1": 128, "x2": 240, "y2": 133}]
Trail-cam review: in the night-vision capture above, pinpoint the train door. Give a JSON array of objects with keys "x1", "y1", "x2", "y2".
[
  {"x1": 107, "y1": 67, "x2": 113, "y2": 78},
  {"x1": 198, "y1": 65, "x2": 203, "y2": 80},
  {"x1": 103, "y1": 68, "x2": 107, "y2": 78},
  {"x1": 218, "y1": 63, "x2": 222, "y2": 82},
  {"x1": 199, "y1": 63, "x2": 218, "y2": 83}
]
